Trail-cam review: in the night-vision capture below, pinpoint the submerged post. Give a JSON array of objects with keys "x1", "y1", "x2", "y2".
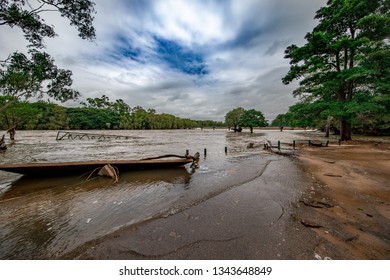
[
  {"x1": 277, "y1": 141, "x2": 280, "y2": 150},
  {"x1": 225, "y1": 146, "x2": 228, "y2": 154},
  {"x1": 293, "y1": 140, "x2": 296, "y2": 150},
  {"x1": 186, "y1": 149, "x2": 189, "y2": 156},
  {"x1": 204, "y1": 148, "x2": 207, "y2": 157}
]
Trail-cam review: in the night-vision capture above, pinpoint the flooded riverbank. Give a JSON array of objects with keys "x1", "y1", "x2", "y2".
[{"x1": 0, "y1": 129, "x2": 344, "y2": 259}]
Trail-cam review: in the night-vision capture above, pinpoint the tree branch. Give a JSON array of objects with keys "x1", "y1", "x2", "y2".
[
  {"x1": 25, "y1": 0, "x2": 35, "y2": 11},
  {"x1": 326, "y1": 62, "x2": 339, "y2": 71},
  {"x1": 0, "y1": 96, "x2": 18, "y2": 113},
  {"x1": 335, "y1": 50, "x2": 341, "y2": 72},
  {"x1": 0, "y1": 53, "x2": 12, "y2": 64},
  {"x1": 28, "y1": 3, "x2": 46, "y2": 15},
  {"x1": 39, "y1": 0, "x2": 62, "y2": 11}
]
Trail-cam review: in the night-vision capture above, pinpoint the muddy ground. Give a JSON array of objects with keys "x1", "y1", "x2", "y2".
[{"x1": 294, "y1": 142, "x2": 390, "y2": 259}]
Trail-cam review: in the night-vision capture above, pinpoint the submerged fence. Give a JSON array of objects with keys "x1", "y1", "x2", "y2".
[
  {"x1": 190, "y1": 139, "x2": 338, "y2": 158},
  {"x1": 56, "y1": 131, "x2": 135, "y2": 140},
  {"x1": 56, "y1": 130, "x2": 339, "y2": 158}
]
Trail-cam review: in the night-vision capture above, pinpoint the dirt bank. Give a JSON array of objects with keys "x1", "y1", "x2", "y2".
[{"x1": 294, "y1": 142, "x2": 390, "y2": 259}]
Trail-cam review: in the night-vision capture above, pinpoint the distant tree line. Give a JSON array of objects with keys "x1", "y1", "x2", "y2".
[
  {"x1": 0, "y1": 96, "x2": 224, "y2": 130},
  {"x1": 272, "y1": 100, "x2": 390, "y2": 136}
]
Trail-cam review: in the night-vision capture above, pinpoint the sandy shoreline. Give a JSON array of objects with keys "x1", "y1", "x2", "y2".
[
  {"x1": 294, "y1": 142, "x2": 390, "y2": 259},
  {"x1": 61, "y1": 141, "x2": 390, "y2": 260}
]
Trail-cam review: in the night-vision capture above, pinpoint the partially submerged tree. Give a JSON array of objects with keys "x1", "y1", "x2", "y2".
[
  {"x1": 225, "y1": 107, "x2": 245, "y2": 131},
  {"x1": 0, "y1": 0, "x2": 96, "y2": 112},
  {"x1": 239, "y1": 109, "x2": 267, "y2": 133},
  {"x1": 225, "y1": 107, "x2": 268, "y2": 132},
  {"x1": 282, "y1": 0, "x2": 389, "y2": 141}
]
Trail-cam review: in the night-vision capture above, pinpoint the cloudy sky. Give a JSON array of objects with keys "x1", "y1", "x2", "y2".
[{"x1": 0, "y1": 0, "x2": 326, "y2": 122}]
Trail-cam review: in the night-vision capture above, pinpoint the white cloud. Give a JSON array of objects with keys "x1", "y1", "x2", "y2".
[{"x1": 0, "y1": 0, "x2": 327, "y2": 122}]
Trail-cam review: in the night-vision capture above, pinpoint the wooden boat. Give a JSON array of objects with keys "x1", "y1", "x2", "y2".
[{"x1": 0, "y1": 157, "x2": 194, "y2": 176}]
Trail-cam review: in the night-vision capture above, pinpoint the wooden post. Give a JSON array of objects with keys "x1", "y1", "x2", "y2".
[
  {"x1": 186, "y1": 149, "x2": 189, "y2": 156},
  {"x1": 225, "y1": 146, "x2": 227, "y2": 154},
  {"x1": 293, "y1": 140, "x2": 295, "y2": 150},
  {"x1": 338, "y1": 139, "x2": 341, "y2": 146},
  {"x1": 308, "y1": 140, "x2": 311, "y2": 146},
  {"x1": 204, "y1": 148, "x2": 207, "y2": 157},
  {"x1": 277, "y1": 141, "x2": 280, "y2": 150}
]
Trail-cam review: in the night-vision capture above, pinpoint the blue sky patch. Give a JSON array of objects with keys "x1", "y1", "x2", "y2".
[
  {"x1": 153, "y1": 36, "x2": 209, "y2": 76},
  {"x1": 108, "y1": 34, "x2": 143, "y2": 63}
]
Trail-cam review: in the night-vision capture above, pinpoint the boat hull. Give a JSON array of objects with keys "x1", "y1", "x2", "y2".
[{"x1": 0, "y1": 159, "x2": 193, "y2": 176}]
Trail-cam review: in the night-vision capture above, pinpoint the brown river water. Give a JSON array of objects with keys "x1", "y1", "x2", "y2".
[{"x1": 0, "y1": 129, "x2": 324, "y2": 259}]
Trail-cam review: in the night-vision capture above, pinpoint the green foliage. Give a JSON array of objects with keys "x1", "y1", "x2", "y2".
[
  {"x1": 275, "y1": 91, "x2": 389, "y2": 134},
  {"x1": 225, "y1": 107, "x2": 245, "y2": 130},
  {"x1": 33, "y1": 102, "x2": 69, "y2": 130},
  {"x1": 0, "y1": 95, "x2": 224, "y2": 131},
  {"x1": 0, "y1": 96, "x2": 40, "y2": 129},
  {"x1": 0, "y1": 0, "x2": 96, "y2": 113},
  {"x1": 345, "y1": 92, "x2": 389, "y2": 134},
  {"x1": 282, "y1": 0, "x2": 389, "y2": 140},
  {"x1": 66, "y1": 108, "x2": 120, "y2": 130},
  {"x1": 225, "y1": 107, "x2": 268, "y2": 132},
  {"x1": 0, "y1": 97, "x2": 69, "y2": 130},
  {"x1": 0, "y1": 0, "x2": 96, "y2": 48},
  {"x1": 197, "y1": 119, "x2": 224, "y2": 128},
  {"x1": 81, "y1": 95, "x2": 111, "y2": 109},
  {"x1": 239, "y1": 109, "x2": 267, "y2": 133},
  {"x1": 271, "y1": 114, "x2": 288, "y2": 127},
  {"x1": 148, "y1": 113, "x2": 176, "y2": 129},
  {"x1": 0, "y1": 50, "x2": 80, "y2": 105},
  {"x1": 126, "y1": 107, "x2": 151, "y2": 129}
]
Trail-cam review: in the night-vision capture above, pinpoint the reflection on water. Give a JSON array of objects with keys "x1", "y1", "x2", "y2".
[
  {"x1": 0, "y1": 168, "x2": 192, "y2": 259},
  {"x1": 0, "y1": 129, "x2": 342, "y2": 259}
]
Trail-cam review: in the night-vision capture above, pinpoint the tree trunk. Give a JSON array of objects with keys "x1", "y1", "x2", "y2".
[
  {"x1": 325, "y1": 128, "x2": 330, "y2": 138},
  {"x1": 345, "y1": 122, "x2": 352, "y2": 141},
  {"x1": 337, "y1": 78, "x2": 353, "y2": 141},
  {"x1": 343, "y1": 83, "x2": 353, "y2": 141},
  {"x1": 344, "y1": 28, "x2": 355, "y2": 141},
  {"x1": 339, "y1": 118, "x2": 352, "y2": 141},
  {"x1": 340, "y1": 118, "x2": 346, "y2": 141},
  {"x1": 325, "y1": 116, "x2": 333, "y2": 138}
]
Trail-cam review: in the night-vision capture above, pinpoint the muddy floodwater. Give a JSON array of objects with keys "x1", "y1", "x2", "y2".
[{"x1": 0, "y1": 129, "x2": 323, "y2": 259}]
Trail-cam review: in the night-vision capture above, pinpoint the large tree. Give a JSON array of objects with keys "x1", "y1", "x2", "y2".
[
  {"x1": 239, "y1": 109, "x2": 267, "y2": 133},
  {"x1": 225, "y1": 107, "x2": 245, "y2": 132},
  {"x1": 0, "y1": 0, "x2": 96, "y2": 112},
  {"x1": 282, "y1": 0, "x2": 389, "y2": 141}
]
